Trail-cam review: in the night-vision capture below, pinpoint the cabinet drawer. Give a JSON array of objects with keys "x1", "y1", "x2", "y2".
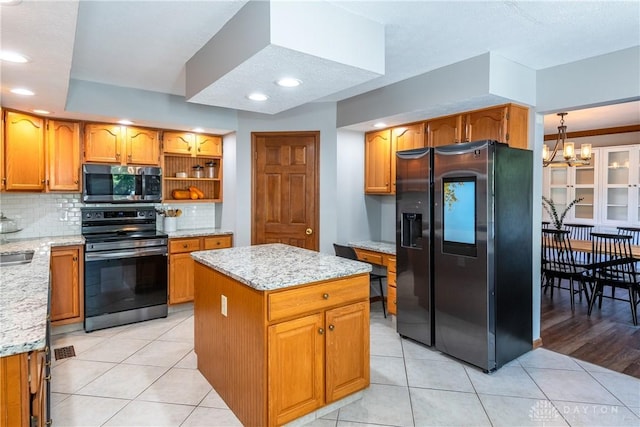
[
  {"x1": 387, "y1": 258, "x2": 396, "y2": 274},
  {"x1": 268, "y1": 275, "x2": 369, "y2": 322},
  {"x1": 169, "y1": 238, "x2": 201, "y2": 254},
  {"x1": 387, "y1": 285, "x2": 397, "y2": 316},
  {"x1": 353, "y1": 249, "x2": 384, "y2": 266},
  {"x1": 202, "y1": 235, "x2": 232, "y2": 250},
  {"x1": 387, "y1": 270, "x2": 396, "y2": 286}
]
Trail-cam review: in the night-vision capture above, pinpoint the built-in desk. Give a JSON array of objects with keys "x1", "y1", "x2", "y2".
[{"x1": 349, "y1": 241, "x2": 397, "y2": 315}]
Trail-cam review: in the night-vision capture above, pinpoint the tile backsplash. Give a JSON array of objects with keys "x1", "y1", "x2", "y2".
[{"x1": 0, "y1": 193, "x2": 217, "y2": 239}]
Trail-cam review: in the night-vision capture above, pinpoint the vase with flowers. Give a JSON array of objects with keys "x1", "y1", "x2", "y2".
[{"x1": 542, "y1": 196, "x2": 583, "y2": 230}]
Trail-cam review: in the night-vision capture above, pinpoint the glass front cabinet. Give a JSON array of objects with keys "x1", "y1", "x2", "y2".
[
  {"x1": 543, "y1": 150, "x2": 598, "y2": 224},
  {"x1": 601, "y1": 145, "x2": 639, "y2": 226},
  {"x1": 543, "y1": 144, "x2": 639, "y2": 228}
]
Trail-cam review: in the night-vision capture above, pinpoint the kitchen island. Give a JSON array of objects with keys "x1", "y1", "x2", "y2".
[{"x1": 192, "y1": 243, "x2": 372, "y2": 427}]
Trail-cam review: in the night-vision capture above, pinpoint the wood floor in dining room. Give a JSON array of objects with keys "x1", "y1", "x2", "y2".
[{"x1": 540, "y1": 280, "x2": 640, "y2": 379}]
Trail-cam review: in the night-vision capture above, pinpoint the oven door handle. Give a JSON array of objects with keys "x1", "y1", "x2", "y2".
[{"x1": 85, "y1": 247, "x2": 167, "y2": 261}]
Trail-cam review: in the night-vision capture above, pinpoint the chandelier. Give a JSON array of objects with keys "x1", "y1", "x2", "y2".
[{"x1": 542, "y1": 112, "x2": 592, "y2": 167}]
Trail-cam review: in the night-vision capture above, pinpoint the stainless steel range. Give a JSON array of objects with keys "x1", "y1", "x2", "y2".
[{"x1": 81, "y1": 206, "x2": 168, "y2": 332}]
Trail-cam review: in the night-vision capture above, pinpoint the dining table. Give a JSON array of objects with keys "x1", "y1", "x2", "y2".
[{"x1": 569, "y1": 239, "x2": 640, "y2": 258}]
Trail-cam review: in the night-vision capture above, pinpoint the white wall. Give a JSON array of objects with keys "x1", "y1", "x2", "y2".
[{"x1": 231, "y1": 102, "x2": 340, "y2": 254}]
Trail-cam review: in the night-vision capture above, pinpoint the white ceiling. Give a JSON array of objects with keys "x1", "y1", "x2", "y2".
[{"x1": 1, "y1": 0, "x2": 639, "y2": 133}]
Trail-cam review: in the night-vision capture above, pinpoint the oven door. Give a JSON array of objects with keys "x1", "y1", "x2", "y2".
[{"x1": 84, "y1": 246, "x2": 167, "y2": 322}]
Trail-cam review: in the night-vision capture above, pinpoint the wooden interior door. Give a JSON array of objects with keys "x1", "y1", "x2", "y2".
[{"x1": 252, "y1": 132, "x2": 319, "y2": 250}]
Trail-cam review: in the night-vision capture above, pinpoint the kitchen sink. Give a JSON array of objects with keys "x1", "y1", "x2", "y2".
[{"x1": 0, "y1": 250, "x2": 35, "y2": 266}]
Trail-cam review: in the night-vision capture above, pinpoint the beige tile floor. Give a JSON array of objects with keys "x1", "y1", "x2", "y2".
[{"x1": 50, "y1": 305, "x2": 640, "y2": 427}]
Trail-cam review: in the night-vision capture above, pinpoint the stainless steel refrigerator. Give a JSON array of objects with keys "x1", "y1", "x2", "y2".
[{"x1": 396, "y1": 140, "x2": 532, "y2": 372}]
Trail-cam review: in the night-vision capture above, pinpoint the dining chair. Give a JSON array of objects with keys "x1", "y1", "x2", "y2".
[
  {"x1": 563, "y1": 223, "x2": 594, "y2": 241},
  {"x1": 617, "y1": 226, "x2": 640, "y2": 245},
  {"x1": 563, "y1": 223, "x2": 594, "y2": 265},
  {"x1": 587, "y1": 233, "x2": 640, "y2": 326},
  {"x1": 541, "y1": 229, "x2": 590, "y2": 311},
  {"x1": 333, "y1": 243, "x2": 387, "y2": 318}
]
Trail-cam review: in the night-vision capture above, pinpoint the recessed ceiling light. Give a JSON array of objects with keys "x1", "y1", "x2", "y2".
[
  {"x1": 118, "y1": 119, "x2": 133, "y2": 125},
  {"x1": 33, "y1": 109, "x2": 51, "y2": 115},
  {"x1": 0, "y1": 51, "x2": 30, "y2": 63},
  {"x1": 276, "y1": 78, "x2": 302, "y2": 88},
  {"x1": 192, "y1": 127, "x2": 204, "y2": 133},
  {"x1": 247, "y1": 93, "x2": 268, "y2": 102},
  {"x1": 10, "y1": 88, "x2": 34, "y2": 96},
  {"x1": 373, "y1": 122, "x2": 386, "y2": 128}
]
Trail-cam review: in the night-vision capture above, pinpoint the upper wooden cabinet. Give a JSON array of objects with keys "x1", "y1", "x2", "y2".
[
  {"x1": 367, "y1": 104, "x2": 529, "y2": 194},
  {"x1": 390, "y1": 123, "x2": 425, "y2": 194},
  {"x1": 366, "y1": 124, "x2": 426, "y2": 195},
  {"x1": 163, "y1": 131, "x2": 222, "y2": 157},
  {"x1": 3, "y1": 112, "x2": 81, "y2": 193},
  {"x1": 127, "y1": 126, "x2": 160, "y2": 165},
  {"x1": 427, "y1": 104, "x2": 529, "y2": 148},
  {"x1": 47, "y1": 120, "x2": 81, "y2": 192},
  {"x1": 364, "y1": 129, "x2": 392, "y2": 194},
  {"x1": 427, "y1": 114, "x2": 463, "y2": 147},
  {"x1": 4, "y1": 111, "x2": 46, "y2": 191},
  {"x1": 195, "y1": 134, "x2": 222, "y2": 156},
  {"x1": 84, "y1": 123, "x2": 160, "y2": 166}
]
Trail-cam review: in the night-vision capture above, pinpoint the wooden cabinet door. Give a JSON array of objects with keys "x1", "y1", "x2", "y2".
[
  {"x1": 426, "y1": 115, "x2": 462, "y2": 147},
  {"x1": 504, "y1": 104, "x2": 529, "y2": 149},
  {"x1": 364, "y1": 129, "x2": 392, "y2": 193},
  {"x1": 391, "y1": 124, "x2": 425, "y2": 194},
  {"x1": 4, "y1": 111, "x2": 45, "y2": 190},
  {"x1": 50, "y1": 246, "x2": 82, "y2": 324},
  {"x1": 196, "y1": 134, "x2": 222, "y2": 157},
  {"x1": 163, "y1": 131, "x2": 194, "y2": 155},
  {"x1": 47, "y1": 120, "x2": 81, "y2": 191},
  {"x1": 126, "y1": 127, "x2": 160, "y2": 165},
  {"x1": 394, "y1": 124, "x2": 425, "y2": 151},
  {"x1": 84, "y1": 123, "x2": 122, "y2": 163},
  {"x1": 169, "y1": 253, "x2": 196, "y2": 304},
  {"x1": 0, "y1": 353, "x2": 29, "y2": 426},
  {"x1": 464, "y1": 106, "x2": 507, "y2": 143},
  {"x1": 325, "y1": 301, "x2": 369, "y2": 402},
  {"x1": 126, "y1": 127, "x2": 159, "y2": 165},
  {"x1": 268, "y1": 313, "x2": 324, "y2": 426}
]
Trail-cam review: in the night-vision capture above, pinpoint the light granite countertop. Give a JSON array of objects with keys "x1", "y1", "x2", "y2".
[
  {"x1": 0, "y1": 235, "x2": 84, "y2": 357},
  {"x1": 349, "y1": 240, "x2": 396, "y2": 255},
  {"x1": 191, "y1": 243, "x2": 371, "y2": 291},
  {"x1": 166, "y1": 228, "x2": 233, "y2": 239}
]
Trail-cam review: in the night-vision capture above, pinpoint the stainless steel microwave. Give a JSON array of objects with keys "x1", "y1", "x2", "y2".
[{"x1": 82, "y1": 164, "x2": 163, "y2": 203}]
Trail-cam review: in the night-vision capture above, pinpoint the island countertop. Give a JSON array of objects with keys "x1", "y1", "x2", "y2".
[{"x1": 191, "y1": 243, "x2": 372, "y2": 291}]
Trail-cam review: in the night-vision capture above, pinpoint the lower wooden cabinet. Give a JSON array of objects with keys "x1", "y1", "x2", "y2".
[
  {"x1": 0, "y1": 348, "x2": 50, "y2": 427},
  {"x1": 387, "y1": 257, "x2": 397, "y2": 315},
  {"x1": 268, "y1": 301, "x2": 369, "y2": 425},
  {"x1": 194, "y1": 265, "x2": 370, "y2": 427},
  {"x1": 50, "y1": 245, "x2": 83, "y2": 325},
  {"x1": 169, "y1": 234, "x2": 232, "y2": 304}
]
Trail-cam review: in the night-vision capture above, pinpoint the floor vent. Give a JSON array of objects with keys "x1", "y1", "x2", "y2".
[{"x1": 54, "y1": 345, "x2": 76, "y2": 360}]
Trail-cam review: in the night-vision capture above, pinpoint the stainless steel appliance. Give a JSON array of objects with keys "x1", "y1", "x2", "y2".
[
  {"x1": 396, "y1": 148, "x2": 433, "y2": 346},
  {"x1": 82, "y1": 206, "x2": 168, "y2": 332},
  {"x1": 82, "y1": 164, "x2": 163, "y2": 204},
  {"x1": 396, "y1": 140, "x2": 532, "y2": 372}
]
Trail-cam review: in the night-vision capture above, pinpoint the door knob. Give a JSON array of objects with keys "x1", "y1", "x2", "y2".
[{"x1": 306, "y1": 228, "x2": 313, "y2": 235}]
